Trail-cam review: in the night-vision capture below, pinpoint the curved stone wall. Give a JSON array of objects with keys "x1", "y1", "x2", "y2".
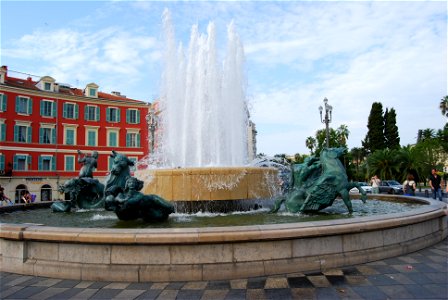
[{"x1": 0, "y1": 195, "x2": 446, "y2": 282}]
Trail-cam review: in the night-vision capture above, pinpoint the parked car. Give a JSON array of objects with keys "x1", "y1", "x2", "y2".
[
  {"x1": 349, "y1": 182, "x2": 372, "y2": 193},
  {"x1": 379, "y1": 180, "x2": 404, "y2": 194}
]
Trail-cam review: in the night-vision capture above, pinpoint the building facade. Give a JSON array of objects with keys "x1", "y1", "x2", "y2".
[{"x1": 0, "y1": 66, "x2": 150, "y2": 203}]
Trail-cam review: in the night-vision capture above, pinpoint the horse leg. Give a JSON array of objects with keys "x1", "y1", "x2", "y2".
[
  {"x1": 270, "y1": 196, "x2": 286, "y2": 213},
  {"x1": 339, "y1": 189, "x2": 353, "y2": 213},
  {"x1": 348, "y1": 182, "x2": 367, "y2": 203}
]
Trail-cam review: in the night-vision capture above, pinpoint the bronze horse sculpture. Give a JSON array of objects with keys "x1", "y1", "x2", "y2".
[{"x1": 271, "y1": 148, "x2": 367, "y2": 214}]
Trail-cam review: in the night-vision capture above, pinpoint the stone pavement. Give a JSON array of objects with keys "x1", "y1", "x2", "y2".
[{"x1": 1, "y1": 239, "x2": 447, "y2": 300}]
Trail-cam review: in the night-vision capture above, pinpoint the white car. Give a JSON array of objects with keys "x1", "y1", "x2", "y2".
[{"x1": 349, "y1": 182, "x2": 372, "y2": 193}]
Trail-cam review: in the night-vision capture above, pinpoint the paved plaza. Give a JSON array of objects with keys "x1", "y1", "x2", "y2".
[{"x1": 1, "y1": 237, "x2": 447, "y2": 300}]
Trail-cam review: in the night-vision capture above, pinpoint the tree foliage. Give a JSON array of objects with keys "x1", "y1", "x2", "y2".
[
  {"x1": 384, "y1": 108, "x2": 400, "y2": 149},
  {"x1": 440, "y1": 95, "x2": 448, "y2": 117},
  {"x1": 363, "y1": 102, "x2": 385, "y2": 153}
]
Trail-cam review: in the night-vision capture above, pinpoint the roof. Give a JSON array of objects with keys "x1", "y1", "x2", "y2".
[{"x1": 2, "y1": 75, "x2": 146, "y2": 104}]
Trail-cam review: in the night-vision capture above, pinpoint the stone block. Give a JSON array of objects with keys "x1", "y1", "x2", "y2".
[
  {"x1": 1, "y1": 239, "x2": 26, "y2": 261},
  {"x1": 59, "y1": 243, "x2": 111, "y2": 264},
  {"x1": 172, "y1": 174, "x2": 191, "y2": 201},
  {"x1": 170, "y1": 243, "x2": 233, "y2": 264},
  {"x1": 263, "y1": 256, "x2": 321, "y2": 275},
  {"x1": 139, "y1": 264, "x2": 203, "y2": 282},
  {"x1": 233, "y1": 240, "x2": 292, "y2": 262},
  {"x1": 191, "y1": 175, "x2": 211, "y2": 201},
  {"x1": 34, "y1": 260, "x2": 81, "y2": 280},
  {"x1": 27, "y1": 241, "x2": 58, "y2": 260},
  {"x1": 81, "y1": 264, "x2": 139, "y2": 282},
  {"x1": 202, "y1": 261, "x2": 265, "y2": 280},
  {"x1": 156, "y1": 175, "x2": 173, "y2": 200},
  {"x1": 111, "y1": 245, "x2": 170, "y2": 264},
  {"x1": 293, "y1": 236, "x2": 343, "y2": 257},
  {"x1": 342, "y1": 231, "x2": 383, "y2": 252}
]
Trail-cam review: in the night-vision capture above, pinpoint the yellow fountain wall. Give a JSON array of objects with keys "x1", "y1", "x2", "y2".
[{"x1": 135, "y1": 167, "x2": 279, "y2": 201}]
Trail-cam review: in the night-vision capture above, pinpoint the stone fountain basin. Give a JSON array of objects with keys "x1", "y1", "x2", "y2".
[{"x1": 0, "y1": 195, "x2": 446, "y2": 282}]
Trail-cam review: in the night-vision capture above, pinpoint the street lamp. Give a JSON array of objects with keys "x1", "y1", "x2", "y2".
[
  {"x1": 319, "y1": 97, "x2": 333, "y2": 148},
  {"x1": 146, "y1": 108, "x2": 158, "y2": 154}
]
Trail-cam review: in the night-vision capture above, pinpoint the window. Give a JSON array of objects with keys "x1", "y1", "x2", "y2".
[
  {"x1": 89, "y1": 88, "x2": 97, "y2": 97},
  {"x1": 40, "y1": 100, "x2": 56, "y2": 117},
  {"x1": 14, "y1": 125, "x2": 31, "y2": 143},
  {"x1": 87, "y1": 130, "x2": 97, "y2": 146},
  {"x1": 85, "y1": 105, "x2": 99, "y2": 121},
  {"x1": 13, "y1": 155, "x2": 31, "y2": 171},
  {"x1": 38, "y1": 155, "x2": 55, "y2": 171},
  {"x1": 15, "y1": 96, "x2": 32, "y2": 114},
  {"x1": 39, "y1": 127, "x2": 55, "y2": 144},
  {"x1": 106, "y1": 107, "x2": 120, "y2": 122},
  {"x1": 44, "y1": 82, "x2": 52, "y2": 91},
  {"x1": 63, "y1": 103, "x2": 79, "y2": 119},
  {"x1": 0, "y1": 93, "x2": 7, "y2": 112},
  {"x1": 126, "y1": 109, "x2": 140, "y2": 124},
  {"x1": 65, "y1": 156, "x2": 75, "y2": 171},
  {"x1": 0, "y1": 122, "x2": 5, "y2": 142},
  {"x1": 0, "y1": 154, "x2": 4, "y2": 172},
  {"x1": 126, "y1": 132, "x2": 140, "y2": 147},
  {"x1": 65, "y1": 128, "x2": 75, "y2": 145},
  {"x1": 108, "y1": 131, "x2": 118, "y2": 147},
  {"x1": 41, "y1": 184, "x2": 53, "y2": 201}
]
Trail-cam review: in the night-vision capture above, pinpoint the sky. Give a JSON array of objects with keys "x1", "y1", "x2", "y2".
[{"x1": 1, "y1": 0, "x2": 447, "y2": 156}]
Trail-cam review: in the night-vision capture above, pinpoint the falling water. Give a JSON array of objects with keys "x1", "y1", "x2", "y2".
[{"x1": 157, "y1": 9, "x2": 248, "y2": 168}]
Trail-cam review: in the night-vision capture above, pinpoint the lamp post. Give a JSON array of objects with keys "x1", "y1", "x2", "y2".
[
  {"x1": 319, "y1": 97, "x2": 333, "y2": 148},
  {"x1": 147, "y1": 108, "x2": 158, "y2": 154}
]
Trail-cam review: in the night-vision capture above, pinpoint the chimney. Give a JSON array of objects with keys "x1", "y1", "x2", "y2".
[
  {"x1": 111, "y1": 91, "x2": 126, "y2": 98},
  {"x1": 0, "y1": 66, "x2": 7, "y2": 84}
]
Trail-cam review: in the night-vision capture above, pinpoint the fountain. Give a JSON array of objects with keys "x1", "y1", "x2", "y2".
[
  {"x1": 0, "y1": 11, "x2": 446, "y2": 282},
  {"x1": 134, "y1": 10, "x2": 278, "y2": 211}
]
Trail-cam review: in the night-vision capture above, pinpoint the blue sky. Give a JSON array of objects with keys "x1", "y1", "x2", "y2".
[{"x1": 1, "y1": 1, "x2": 447, "y2": 156}]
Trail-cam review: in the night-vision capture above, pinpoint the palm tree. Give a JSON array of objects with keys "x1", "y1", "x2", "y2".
[
  {"x1": 440, "y1": 96, "x2": 448, "y2": 117},
  {"x1": 337, "y1": 124, "x2": 350, "y2": 146},
  {"x1": 421, "y1": 128, "x2": 435, "y2": 141},
  {"x1": 397, "y1": 145, "x2": 423, "y2": 182},
  {"x1": 367, "y1": 149, "x2": 400, "y2": 180},
  {"x1": 305, "y1": 136, "x2": 316, "y2": 154}
]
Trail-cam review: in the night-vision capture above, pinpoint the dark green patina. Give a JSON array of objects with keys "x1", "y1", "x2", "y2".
[{"x1": 272, "y1": 148, "x2": 367, "y2": 214}]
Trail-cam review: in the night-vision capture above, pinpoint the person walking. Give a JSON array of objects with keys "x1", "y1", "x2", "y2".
[
  {"x1": 403, "y1": 174, "x2": 416, "y2": 196},
  {"x1": 371, "y1": 175, "x2": 381, "y2": 194},
  {"x1": 429, "y1": 169, "x2": 442, "y2": 201}
]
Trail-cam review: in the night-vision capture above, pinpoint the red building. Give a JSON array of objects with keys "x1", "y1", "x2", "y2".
[{"x1": 0, "y1": 66, "x2": 150, "y2": 203}]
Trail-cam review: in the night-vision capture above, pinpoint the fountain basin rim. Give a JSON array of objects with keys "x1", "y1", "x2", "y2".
[{"x1": 1, "y1": 195, "x2": 446, "y2": 245}]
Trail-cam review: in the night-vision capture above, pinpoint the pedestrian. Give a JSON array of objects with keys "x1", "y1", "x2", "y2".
[
  {"x1": 403, "y1": 174, "x2": 416, "y2": 196},
  {"x1": 0, "y1": 185, "x2": 12, "y2": 206},
  {"x1": 371, "y1": 175, "x2": 381, "y2": 194},
  {"x1": 429, "y1": 168, "x2": 442, "y2": 201},
  {"x1": 21, "y1": 190, "x2": 32, "y2": 204}
]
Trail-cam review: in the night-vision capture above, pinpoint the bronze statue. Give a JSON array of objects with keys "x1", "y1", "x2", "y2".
[
  {"x1": 51, "y1": 150, "x2": 104, "y2": 212},
  {"x1": 105, "y1": 177, "x2": 175, "y2": 222},
  {"x1": 271, "y1": 148, "x2": 367, "y2": 214}
]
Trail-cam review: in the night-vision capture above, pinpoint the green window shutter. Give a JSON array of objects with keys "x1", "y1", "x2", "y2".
[
  {"x1": 52, "y1": 156, "x2": 56, "y2": 170},
  {"x1": 14, "y1": 125, "x2": 18, "y2": 142},
  {"x1": 136, "y1": 110, "x2": 140, "y2": 124},
  {"x1": 137, "y1": 133, "x2": 141, "y2": 147},
  {"x1": 52, "y1": 128, "x2": 56, "y2": 144},
  {"x1": 126, "y1": 109, "x2": 130, "y2": 123},
  {"x1": 0, "y1": 123, "x2": 5, "y2": 141},
  {"x1": 106, "y1": 108, "x2": 110, "y2": 122},
  {"x1": 126, "y1": 133, "x2": 130, "y2": 147},
  {"x1": 38, "y1": 156, "x2": 42, "y2": 170},
  {"x1": 1, "y1": 94, "x2": 6, "y2": 111},
  {"x1": 96, "y1": 107, "x2": 100, "y2": 121},
  {"x1": 66, "y1": 129, "x2": 74, "y2": 145},
  {"x1": 0, "y1": 155, "x2": 4, "y2": 171},
  {"x1": 39, "y1": 128, "x2": 43, "y2": 143},
  {"x1": 28, "y1": 98, "x2": 32, "y2": 114},
  {"x1": 74, "y1": 104, "x2": 79, "y2": 119},
  {"x1": 27, "y1": 126, "x2": 32, "y2": 143},
  {"x1": 52, "y1": 101, "x2": 57, "y2": 117},
  {"x1": 84, "y1": 107, "x2": 89, "y2": 120},
  {"x1": 15, "y1": 96, "x2": 19, "y2": 113},
  {"x1": 117, "y1": 108, "x2": 121, "y2": 122},
  {"x1": 27, "y1": 155, "x2": 32, "y2": 167},
  {"x1": 40, "y1": 100, "x2": 44, "y2": 116},
  {"x1": 63, "y1": 103, "x2": 67, "y2": 118},
  {"x1": 109, "y1": 132, "x2": 116, "y2": 147},
  {"x1": 13, "y1": 155, "x2": 18, "y2": 170}
]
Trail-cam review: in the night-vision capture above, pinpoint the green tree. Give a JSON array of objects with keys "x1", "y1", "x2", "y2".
[
  {"x1": 363, "y1": 102, "x2": 385, "y2": 153},
  {"x1": 350, "y1": 147, "x2": 366, "y2": 181},
  {"x1": 336, "y1": 124, "x2": 350, "y2": 147},
  {"x1": 367, "y1": 148, "x2": 400, "y2": 180},
  {"x1": 305, "y1": 136, "x2": 316, "y2": 154},
  {"x1": 440, "y1": 95, "x2": 448, "y2": 117},
  {"x1": 397, "y1": 145, "x2": 424, "y2": 182},
  {"x1": 384, "y1": 108, "x2": 400, "y2": 149}
]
